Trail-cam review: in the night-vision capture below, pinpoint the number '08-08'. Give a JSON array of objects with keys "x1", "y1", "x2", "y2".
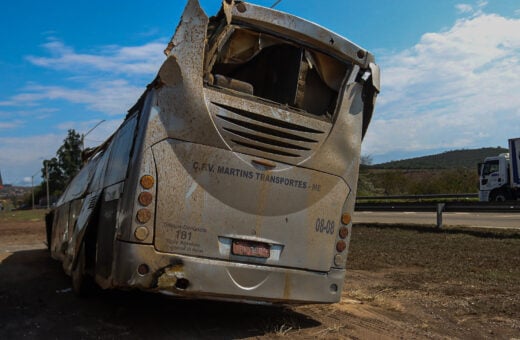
[{"x1": 315, "y1": 218, "x2": 335, "y2": 234}]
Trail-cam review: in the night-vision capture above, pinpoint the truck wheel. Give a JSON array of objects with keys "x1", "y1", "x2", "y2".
[
  {"x1": 72, "y1": 244, "x2": 94, "y2": 297},
  {"x1": 490, "y1": 190, "x2": 508, "y2": 202}
]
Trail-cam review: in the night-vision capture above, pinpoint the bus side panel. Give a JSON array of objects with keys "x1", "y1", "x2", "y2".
[
  {"x1": 91, "y1": 116, "x2": 138, "y2": 279},
  {"x1": 95, "y1": 185, "x2": 123, "y2": 279},
  {"x1": 67, "y1": 199, "x2": 83, "y2": 245},
  {"x1": 50, "y1": 203, "x2": 70, "y2": 261}
]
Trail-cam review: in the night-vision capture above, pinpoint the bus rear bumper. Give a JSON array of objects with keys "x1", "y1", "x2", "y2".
[{"x1": 111, "y1": 241, "x2": 345, "y2": 304}]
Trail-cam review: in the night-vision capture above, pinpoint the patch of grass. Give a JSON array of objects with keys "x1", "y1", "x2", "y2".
[
  {"x1": 273, "y1": 324, "x2": 293, "y2": 336},
  {"x1": 312, "y1": 324, "x2": 346, "y2": 337},
  {"x1": 347, "y1": 223, "x2": 520, "y2": 318},
  {"x1": 261, "y1": 310, "x2": 304, "y2": 338},
  {"x1": 0, "y1": 209, "x2": 48, "y2": 223}
]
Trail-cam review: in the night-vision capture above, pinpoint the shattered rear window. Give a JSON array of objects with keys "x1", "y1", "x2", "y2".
[{"x1": 206, "y1": 27, "x2": 351, "y2": 118}]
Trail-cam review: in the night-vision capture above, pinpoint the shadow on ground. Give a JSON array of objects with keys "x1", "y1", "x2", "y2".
[{"x1": 0, "y1": 249, "x2": 319, "y2": 339}]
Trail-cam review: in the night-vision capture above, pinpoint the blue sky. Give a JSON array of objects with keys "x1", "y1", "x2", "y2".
[{"x1": 1, "y1": 0, "x2": 520, "y2": 185}]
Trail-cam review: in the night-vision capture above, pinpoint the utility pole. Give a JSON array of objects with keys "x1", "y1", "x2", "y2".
[
  {"x1": 32, "y1": 175, "x2": 34, "y2": 209},
  {"x1": 31, "y1": 169, "x2": 39, "y2": 210},
  {"x1": 45, "y1": 161, "x2": 50, "y2": 209}
]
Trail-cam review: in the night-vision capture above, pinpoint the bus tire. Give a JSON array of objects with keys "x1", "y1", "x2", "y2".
[{"x1": 72, "y1": 244, "x2": 93, "y2": 297}]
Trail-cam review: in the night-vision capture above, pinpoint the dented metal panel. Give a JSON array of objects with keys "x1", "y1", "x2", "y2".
[
  {"x1": 48, "y1": 0, "x2": 379, "y2": 304},
  {"x1": 227, "y1": 1, "x2": 372, "y2": 66}
]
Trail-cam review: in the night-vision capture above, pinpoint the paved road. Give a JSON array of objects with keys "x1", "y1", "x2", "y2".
[{"x1": 353, "y1": 211, "x2": 520, "y2": 229}]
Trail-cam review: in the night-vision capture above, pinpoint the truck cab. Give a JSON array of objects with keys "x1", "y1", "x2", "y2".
[
  {"x1": 479, "y1": 138, "x2": 520, "y2": 202},
  {"x1": 479, "y1": 154, "x2": 510, "y2": 201}
]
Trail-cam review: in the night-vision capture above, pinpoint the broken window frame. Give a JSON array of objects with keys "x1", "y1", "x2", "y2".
[{"x1": 203, "y1": 21, "x2": 353, "y2": 122}]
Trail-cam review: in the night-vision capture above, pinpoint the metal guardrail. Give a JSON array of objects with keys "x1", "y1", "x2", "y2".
[
  {"x1": 355, "y1": 201, "x2": 520, "y2": 213},
  {"x1": 356, "y1": 193, "x2": 479, "y2": 200},
  {"x1": 354, "y1": 195, "x2": 520, "y2": 228}
]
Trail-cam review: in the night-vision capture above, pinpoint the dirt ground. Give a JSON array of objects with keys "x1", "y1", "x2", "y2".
[{"x1": 1, "y1": 216, "x2": 519, "y2": 339}]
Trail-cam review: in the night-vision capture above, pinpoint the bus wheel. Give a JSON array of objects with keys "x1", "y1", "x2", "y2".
[{"x1": 72, "y1": 244, "x2": 93, "y2": 297}]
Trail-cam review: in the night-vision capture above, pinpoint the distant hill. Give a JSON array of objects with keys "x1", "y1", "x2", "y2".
[{"x1": 372, "y1": 147, "x2": 508, "y2": 170}]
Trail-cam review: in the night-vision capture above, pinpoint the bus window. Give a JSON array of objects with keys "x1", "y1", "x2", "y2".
[
  {"x1": 103, "y1": 116, "x2": 137, "y2": 187},
  {"x1": 57, "y1": 155, "x2": 101, "y2": 205}
]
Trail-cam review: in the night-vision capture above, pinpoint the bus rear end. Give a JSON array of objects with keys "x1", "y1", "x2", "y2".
[{"x1": 112, "y1": 0, "x2": 379, "y2": 304}]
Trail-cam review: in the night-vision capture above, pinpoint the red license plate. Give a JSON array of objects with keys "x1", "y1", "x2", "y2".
[{"x1": 232, "y1": 240, "x2": 270, "y2": 258}]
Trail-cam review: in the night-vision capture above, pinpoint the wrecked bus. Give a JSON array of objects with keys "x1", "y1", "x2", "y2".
[{"x1": 46, "y1": 0, "x2": 379, "y2": 304}]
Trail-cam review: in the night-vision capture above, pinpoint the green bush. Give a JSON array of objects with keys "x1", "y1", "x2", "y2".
[{"x1": 358, "y1": 168, "x2": 478, "y2": 196}]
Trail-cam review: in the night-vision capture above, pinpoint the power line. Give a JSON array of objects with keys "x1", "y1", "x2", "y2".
[{"x1": 271, "y1": 0, "x2": 282, "y2": 9}]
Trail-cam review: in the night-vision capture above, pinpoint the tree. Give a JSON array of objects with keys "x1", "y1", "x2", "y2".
[
  {"x1": 40, "y1": 129, "x2": 83, "y2": 200},
  {"x1": 361, "y1": 154, "x2": 373, "y2": 166},
  {"x1": 41, "y1": 157, "x2": 64, "y2": 197},
  {"x1": 58, "y1": 129, "x2": 82, "y2": 181}
]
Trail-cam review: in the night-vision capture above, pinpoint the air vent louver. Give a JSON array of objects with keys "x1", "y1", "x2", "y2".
[{"x1": 207, "y1": 92, "x2": 331, "y2": 163}]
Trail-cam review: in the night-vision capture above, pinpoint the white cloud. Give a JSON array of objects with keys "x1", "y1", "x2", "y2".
[
  {"x1": 364, "y1": 13, "x2": 520, "y2": 159},
  {"x1": 0, "y1": 38, "x2": 165, "y2": 116},
  {"x1": 0, "y1": 120, "x2": 23, "y2": 129},
  {"x1": 0, "y1": 118, "x2": 122, "y2": 185},
  {"x1": 0, "y1": 134, "x2": 63, "y2": 185},
  {"x1": 477, "y1": 0, "x2": 488, "y2": 9},
  {"x1": 456, "y1": 4, "x2": 473, "y2": 14},
  {"x1": 0, "y1": 108, "x2": 57, "y2": 128},
  {"x1": 26, "y1": 39, "x2": 166, "y2": 75},
  {"x1": 455, "y1": 1, "x2": 488, "y2": 17},
  {"x1": 3, "y1": 80, "x2": 144, "y2": 115},
  {"x1": 0, "y1": 38, "x2": 165, "y2": 184}
]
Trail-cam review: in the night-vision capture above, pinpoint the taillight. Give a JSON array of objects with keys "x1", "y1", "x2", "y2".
[
  {"x1": 134, "y1": 175, "x2": 155, "y2": 242},
  {"x1": 334, "y1": 212, "x2": 352, "y2": 267},
  {"x1": 134, "y1": 226, "x2": 149, "y2": 241},
  {"x1": 136, "y1": 208, "x2": 152, "y2": 223},
  {"x1": 341, "y1": 213, "x2": 351, "y2": 225},
  {"x1": 336, "y1": 240, "x2": 346, "y2": 252},
  {"x1": 339, "y1": 226, "x2": 348, "y2": 239},
  {"x1": 140, "y1": 175, "x2": 154, "y2": 189},
  {"x1": 138, "y1": 192, "x2": 153, "y2": 206}
]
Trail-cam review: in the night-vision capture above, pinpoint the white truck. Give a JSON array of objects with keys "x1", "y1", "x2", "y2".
[{"x1": 479, "y1": 138, "x2": 520, "y2": 201}]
